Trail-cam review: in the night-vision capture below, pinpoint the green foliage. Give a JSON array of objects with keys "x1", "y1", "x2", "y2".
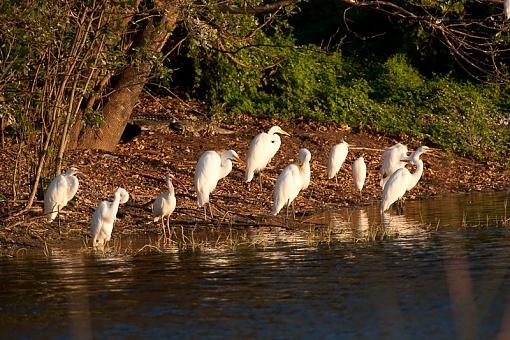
[
  {"x1": 420, "y1": 79, "x2": 508, "y2": 160},
  {"x1": 375, "y1": 54, "x2": 425, "y2": 102},
  {"x1": 189, "y1": 38, "x2": 509, "y2": 161}
]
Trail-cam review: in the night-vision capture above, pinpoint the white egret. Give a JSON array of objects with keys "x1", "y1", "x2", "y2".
[
  {"x1": 380, "y1": 146, "x2": 431, "y2": 214},
  {"x1": 272, "y1": 148, "x2": 312, "y2": 218},
  {"x1": 91, "y1": 187, "x2": 130, "y2": 249},
  {"x1": 152, "y1": 173, "x2": 182, "y2": 239},
  {"x1": 194, "y1": 149, "x2": 242, "y2": 219},
  {"x1": 43, "y1": 167, "x2": 80, "y2": 223},
  {"x1": 245, "y1": 126, "x2": 290, "y2": 188},
  {"x1": 352, "y1": 156, "x2": 366, "y2": 198},
  {"x1": 327, "y1": 140, "x2": 348, "y2": 183},
  {"x1": 505, "y1": 0, "x2": 510, "y2": 20},
  {"x1": 379, "y1": 143, "x2": 409, "y2": 188}
]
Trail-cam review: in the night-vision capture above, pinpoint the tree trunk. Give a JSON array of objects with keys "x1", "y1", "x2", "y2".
[{"x1": 72, "y1": 5, "x2": 178, "y2": 151}]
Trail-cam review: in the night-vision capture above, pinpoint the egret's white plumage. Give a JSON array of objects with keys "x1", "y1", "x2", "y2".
[
  {"x1": 91, "y1": 187, "x2": 129, "y2": 249},
  {"x1": 352, "y1": 156, "x2": 366, "y2": 195},
  {"x1": 245, "y1": 126, "x2": 290, "y2": 183},
  {"x1": 272, "y1": 148, "x2": 312, "y2": 216},
  {"x1": 327, "y1": 141, "x2": 348, "y2": 180},
  {"x1": 381, "y1": 146, "x2": 430, "y2": 213},
  {"x1": 43, "y1": 167, "x2": 80, "y2": 222},
  {"x1": 379, "y1": 143, "x2": 409, "y2": 188},
  {"x1": 152, "y1": 173, "x2": 179, "y2": 238},
  {"x1": 505, "y1": 0, "x2": 510, "y2": 20},
  {"x1": 194, "y1": 149, "x2": 242, "y2": 209}
]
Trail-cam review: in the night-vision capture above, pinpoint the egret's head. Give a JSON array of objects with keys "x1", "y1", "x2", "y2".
[
  {"x1": 416, "y1": 146, "x2": 431, "y2": 154},
  {"x1": 114, "y1": 187, "x2": 130, "y2": 204},
  {"x1": 65, "y1": 167, "x2": 79, "y2": 176},
  {"x1": 269, "y1": 126, "x2": 290, "y2": 137},
  {"x1": 408, "y1": 145, "x2": 433, "y2": 164},
  {"x1": 222, "y1": 150, "x2": 243, "y2": 164},
  {"x1": 298, "y1": 148, "x2": 312, "y2": 165}
]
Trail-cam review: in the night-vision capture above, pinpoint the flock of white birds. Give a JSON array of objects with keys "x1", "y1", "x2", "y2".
[{"x1": 43, "y1": 125, "x2": 433, "y2": 249}]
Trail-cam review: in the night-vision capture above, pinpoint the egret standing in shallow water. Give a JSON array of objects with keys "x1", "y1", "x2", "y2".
[
  {"x1": 379, "y1": 143, "x2": 409, "y2": 188},
  {"x1": 381, "y1": 146, "x2": 431, "y2": 214},
  {"x1": 327, "y1": 140, "x2": 348, "y2": 183},
  {"x1": 152, "y1": 173, "x2": 181, "y2": 239},
  {"x1": 245, "y1": 126, "x2": 290, "y2": 189},
  {"x1": 44, "y1": 167, "x2": 80, "y2": 223},
  {"x1": 91, "y1": 187, "x2": 130, "y2": 249},
  {"x1": 352, "y1": 156, "x2": 366, "y2": 199},
  {"x1": 195, "y1": 149, "x2": 242, "y2": 219},
  {"x1": 272, "y1": 148, "x2": 312, "y2": 219}
]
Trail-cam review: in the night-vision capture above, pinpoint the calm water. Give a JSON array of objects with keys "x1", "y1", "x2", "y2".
[{"x1": 1, "y1": 191, "x2": 510, "y2": 339}]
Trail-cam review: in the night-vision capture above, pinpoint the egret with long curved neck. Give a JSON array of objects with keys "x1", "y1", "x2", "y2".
[
  {"x1": 194, "y1": 149, "x2": 242, "y2": 219},
  {"x1": 245, "y1": 125, "x2": 290, "y2": 189},
  {"x1": 380, "y1": 146, "x2": 431, "y2": 214},
  {"x1": 91, "y1": 187, "x2": 130, "y2": 249},
  {"x1": 272, "y1": 148, "x2": 312, "y2": 219}
]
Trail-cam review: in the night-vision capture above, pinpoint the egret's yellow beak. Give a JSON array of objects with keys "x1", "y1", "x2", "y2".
[{"x1": 278, "y1": 128, "x2": 291, "y2": 137}]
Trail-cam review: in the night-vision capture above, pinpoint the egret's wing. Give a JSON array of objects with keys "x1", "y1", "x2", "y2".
[
  {"x1": 247, "y1": 133, "x2": 270, "y2": 168},
  {"x1": 64, "y1": 176, "x2": 79, "y2": 205},
  {"x1": 328, "y1": 143, "x2": 348, "y2": 178},
  {"x1": 327, "y1": 145, "x2": 340, "y2": 178},
  {"x1": 195, "y1": 152, "x2": 221, "y2": 206},
  {"x1": 91, "y1": 201, "x2": 108, "y2": 238},
  {"x1": 353, "y1": 158, "x2": 367, "y2": 189},
  {"x1": 380, "y1": 146, "x2": 394, "y2": 176},
  {"x1": 272, "y1": 164, "x2": 301, "y2": 215},
  {"x1": 44, "y1": 175, "x2": 67, "y2": 214},
  {"x1": 195, "y1": 152, "x2": 220, "y2": 190},
  {"x1": 381, "y1": 168, "x2": 409, "y2": 211}
]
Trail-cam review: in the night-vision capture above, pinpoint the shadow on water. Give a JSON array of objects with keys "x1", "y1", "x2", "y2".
[{"x1": 1, "y1": 191, "x2": 510, "y2": 338}]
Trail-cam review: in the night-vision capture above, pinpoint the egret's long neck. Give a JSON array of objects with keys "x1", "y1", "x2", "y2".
[
  {"x1": 300, "y1": 162, "x2": 310, "y2": 177},
  {"x1": 219, "y1": 158, "x2": 233, "y2": 179},
  {"x1": 407, "y1": 159, "x2": 424, "y2": 191},
  {"x1": 300, "y1": 160, "x2": 311, "y2": 190},
  {"x1": 167, "y1": 179, "x2": 175, "y2": 194},
  {"x1": 111, "y1": 193, "x2": 122, "y2": 216}
]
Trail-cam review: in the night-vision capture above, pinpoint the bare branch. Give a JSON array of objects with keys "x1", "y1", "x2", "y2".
[{"x1": 339, "y1": 0, "x2": 510, "y2": 82}]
